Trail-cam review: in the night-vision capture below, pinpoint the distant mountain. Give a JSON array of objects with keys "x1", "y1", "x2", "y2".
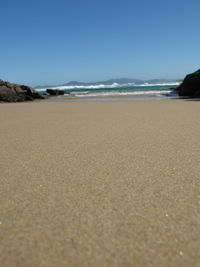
[{"x1": 35, "y1": 78, "x2": 181, "y2": 89}]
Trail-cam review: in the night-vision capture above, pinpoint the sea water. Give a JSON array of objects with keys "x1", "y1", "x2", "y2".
[{"x1": 37, "y1": 82, "x2": 180, "y2": 101}]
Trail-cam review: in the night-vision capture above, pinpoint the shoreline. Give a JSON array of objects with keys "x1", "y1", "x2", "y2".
[{"x1": 42, "y1": 93, "x2": 178, "y2": 102}]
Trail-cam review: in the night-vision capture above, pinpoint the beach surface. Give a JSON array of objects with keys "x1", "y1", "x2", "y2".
[{"x1": 0, "y1": 99, "x2": 200, "y2": 267}]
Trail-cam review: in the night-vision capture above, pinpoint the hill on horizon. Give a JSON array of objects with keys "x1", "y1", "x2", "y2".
[{"x1": 35, "y1": 78, "x2": 182, "y2": 89}]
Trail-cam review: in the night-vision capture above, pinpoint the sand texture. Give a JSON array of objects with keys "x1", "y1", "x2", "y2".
[{"x1": 0, "y1": 100, "x2": 200, "y2": 267}]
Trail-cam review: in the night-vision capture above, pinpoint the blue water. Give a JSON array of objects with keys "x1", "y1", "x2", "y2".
[{"x1": 37, "y1": 83, "x2": 180, "y2": 101}]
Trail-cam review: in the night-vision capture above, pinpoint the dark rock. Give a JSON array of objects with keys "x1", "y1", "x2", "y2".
[
  {"x1": 64, "y1": 91, "x2": 71, "y2": 95},
  {"x1": 46, "y1": 89, "x2": 65, "y2": 96},
  {"x1": 176, "y1": 69, "x2": 200, "y2": 97},
  {"x1": 0, "y1": 80, "x2": 46, "y2": 102}
]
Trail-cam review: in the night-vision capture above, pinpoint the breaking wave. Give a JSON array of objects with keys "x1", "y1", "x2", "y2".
[
  {"x1": 73, "y1": 90, "x2": 172, "y2": 97},
  {"x1": 36, "y1": 82, "x2": 180, "y2": 92}
]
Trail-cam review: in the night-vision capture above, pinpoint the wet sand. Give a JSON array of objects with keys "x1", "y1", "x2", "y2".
[{"x1": 0, "y1": 100, "x2": 200, "y2": 266}]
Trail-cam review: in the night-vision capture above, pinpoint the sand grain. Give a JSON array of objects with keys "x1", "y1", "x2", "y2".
[{"x1": 0, "y1": 100, "x2": 200, "y2": 266}]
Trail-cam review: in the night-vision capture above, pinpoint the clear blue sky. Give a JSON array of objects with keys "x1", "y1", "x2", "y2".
[{"x1": 1, "y1": 0, "x2": 200, "y2": 86}]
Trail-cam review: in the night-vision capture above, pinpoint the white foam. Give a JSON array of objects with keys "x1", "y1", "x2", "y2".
[
  {"x1": 74, "y1": 90, "x2": 172, "y2": 98},
  {"x1": 137, "y1": 82, "x2": 181, "y2": 87},
  {"x1": 37, "y1": 83, "x2": 121, "y2": 91},
  {"x1": 36, "y1": 81, "x2": 180, "y2": 91}
]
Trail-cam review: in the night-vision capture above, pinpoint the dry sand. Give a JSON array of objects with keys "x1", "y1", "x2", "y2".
[{"x1": 0, "y1": 99, "x2": 200, "y2": 267}]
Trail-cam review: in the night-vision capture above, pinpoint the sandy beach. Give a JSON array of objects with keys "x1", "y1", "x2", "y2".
[{"x1": 0, "y1": 99, "x2": 200, "y2": 267}]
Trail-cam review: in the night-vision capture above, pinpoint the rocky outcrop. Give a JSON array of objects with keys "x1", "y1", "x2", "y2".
[
  {"x1": 176, "y1": 69, "x2": 200, "y2": 97},
  {"x1": 0, "y1": 80, "x2": 46, "y2": 102},
  {"x1": 46, "y1": 89, "x2": 65, "y2": 96}
]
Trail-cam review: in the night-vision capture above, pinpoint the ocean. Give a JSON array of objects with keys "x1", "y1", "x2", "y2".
[{"x1": 36, "y1": 82, "x2": 180, "y2": 101}]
